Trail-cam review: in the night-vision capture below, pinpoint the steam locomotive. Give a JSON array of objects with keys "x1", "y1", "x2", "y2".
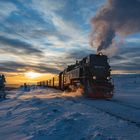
[{"x1": 37, "y1": 53, "x2": 114, "y2": 98}]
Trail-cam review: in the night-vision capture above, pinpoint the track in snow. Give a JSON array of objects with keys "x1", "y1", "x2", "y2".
[
  {"x1": 105, "y1": 99, "x2": 140, "y2": 110},
  {"x1": 89, "y1": 103, "x2": 140, "y2": 128},
  {"x1": 66, "y1": 97, "x2": 140, "y2": 128}
]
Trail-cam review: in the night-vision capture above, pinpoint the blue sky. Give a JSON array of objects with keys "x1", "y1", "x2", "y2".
[{"x1": 0, "y1": 0, "x2": 140, "y2": 79}]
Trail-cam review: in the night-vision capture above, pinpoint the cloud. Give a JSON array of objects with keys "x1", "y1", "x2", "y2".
[
  {"x1": 66, "y1": 49, "x2": 94, "y2": 60},
  {"x1": 0, "y1": 1, "x2": 17, "y2": 21},
  {"x1": 0, "y1": 35, "x2": 43, "y2": 56},
  {"x1": 110, "y1": 45, "x2": 140, "y2": 73},
  {"x1": 30, "y1": 0, "x2": 88, "y2": 47},
  {"x1": 126, "y1": 38, "x2": 140, "y2": 43},
  {"x1": 76, "y1": 0, "x2": 106, "y2": 23},
  {"x1": 0, "y1": 61, "x2": 60, "y2": 74}
]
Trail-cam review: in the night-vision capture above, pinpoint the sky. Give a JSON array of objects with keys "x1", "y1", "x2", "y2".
[{"x1": 0, "y1": 0, "x2": 140, "y2": 85}]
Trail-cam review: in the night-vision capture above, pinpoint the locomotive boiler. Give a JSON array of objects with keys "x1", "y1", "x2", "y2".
[{"x1": 37, "y1": 53, "x2": 114, "y2": 98}]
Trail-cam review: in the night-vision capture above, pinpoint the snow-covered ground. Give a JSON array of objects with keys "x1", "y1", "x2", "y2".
[{"x1": 0, "y1": 74, "x2": 140, "y2": 140}]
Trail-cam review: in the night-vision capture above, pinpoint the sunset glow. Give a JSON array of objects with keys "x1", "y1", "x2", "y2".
[{"x1": 25, "y1": 71, "x2": 42, "y2": 79}]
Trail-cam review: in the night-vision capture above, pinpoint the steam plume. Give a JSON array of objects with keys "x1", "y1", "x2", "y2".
[{"x1": 90, "y1": 0, "x2": 140, "y2": 52}]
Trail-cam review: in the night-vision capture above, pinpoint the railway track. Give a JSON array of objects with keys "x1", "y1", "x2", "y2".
[
  {"x1": 65, "y1": 97, "x2": 140, "y2": 128},
  {"x1": 88, "y1": 103, "x2": 140, "y2": 128},
  {"x1": 105, "y1": 99, "x2": 140, "y2": 110}
]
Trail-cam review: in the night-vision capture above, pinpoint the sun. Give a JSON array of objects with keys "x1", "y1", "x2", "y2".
[{"x1": 25, "y1": 71, "x2": 42, "y2": 79}]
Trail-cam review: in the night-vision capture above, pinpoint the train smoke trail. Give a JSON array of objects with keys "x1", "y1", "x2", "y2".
[{"x1": 90, "y1": 0, "x2": 140, "y2": 53}]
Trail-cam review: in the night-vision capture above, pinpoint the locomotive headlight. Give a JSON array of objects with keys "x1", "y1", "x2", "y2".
[
  {"x1": 93, "y1": 76, "x2": 96, "y2": 80},
  {"x1": 98, "y1": 52, "x2": 103, "y2": 56},
  {"x1": 107, "y1": 77, "x2": 110, "y2": 80}
]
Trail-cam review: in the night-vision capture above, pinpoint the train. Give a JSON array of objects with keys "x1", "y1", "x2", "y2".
[{"x1": 37, "y1": 53, "x2": 114, "y2": 98}]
